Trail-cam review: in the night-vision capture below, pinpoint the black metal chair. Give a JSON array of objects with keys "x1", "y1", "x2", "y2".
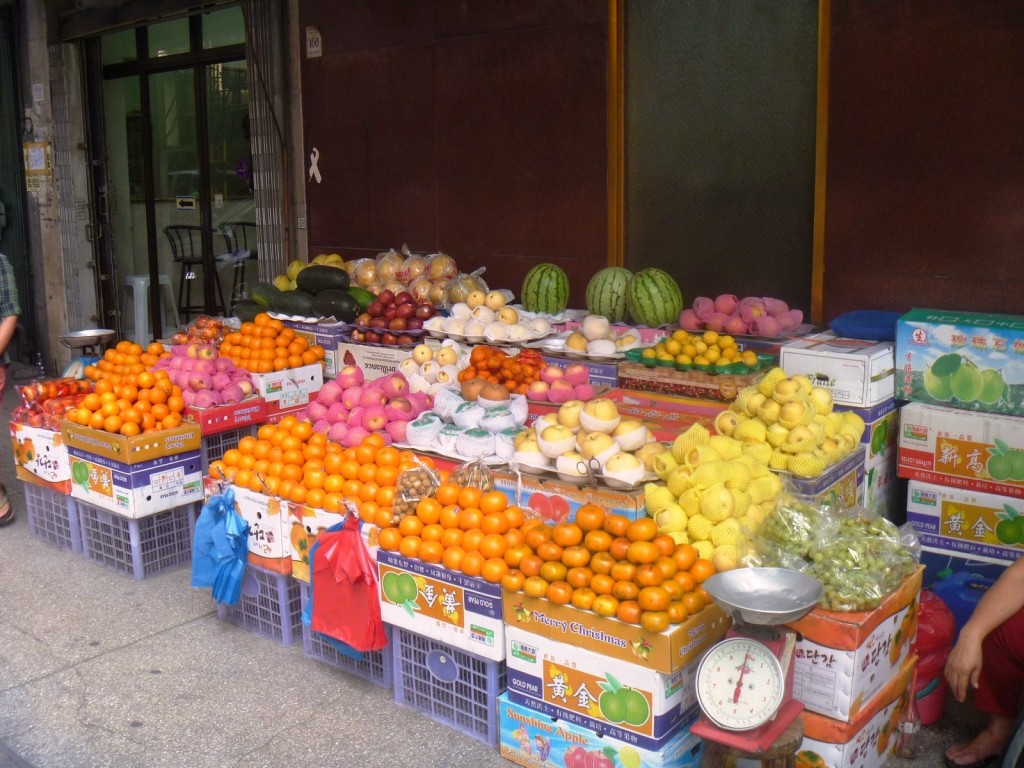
[
  {"x1": 219, "y1": 221, "x2": 259, "y2": 312},
  {"x1": 163, "y1": 224, "x2": 226, "y2": 321}
]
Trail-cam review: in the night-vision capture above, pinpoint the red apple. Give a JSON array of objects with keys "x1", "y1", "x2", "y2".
[
  {"x1": 378, "y1": 289, "x2": 396, "y2": 305},
  {"x1": 365, "y1": 331, "x2": 382, "y2": 344},
  {"x1": 414, "y1": 303, "x2": 435, "y2": 319},
  {"x1": 394, "y1": 291, "x2": 413, "y2": 306},
  {"x1": 388, "y1": 317, "x2": 408, "y2": 331},
  {"x1": 407, "y1": 318, "x2": 424, "y2": 331},
  {"x1": 396, "y1": 334, "x2": 414, "y2": 346},
  {"x1": 355, "y1": 312, "x2": 372, "y2": 326},
  {"x1": 384, "y1": 307, "x2": 397, "y2": 320},
  {"x1": 381, "y1": 332, "x2": 399, "y2": 346},
  {"x1": 370, "y1": 317, "x2": 389, "y2": 330},
  {"x1": 366, "y1": 301, "x2": 386, "y2": 318},
  {"x1": 395, "y1": 303, "x2": 416, "y2": 319}
]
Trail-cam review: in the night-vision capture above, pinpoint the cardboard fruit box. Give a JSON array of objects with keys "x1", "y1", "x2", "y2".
[
  {"x1": 786, "y1": 567, "x2": 922, "y2": 722},
  {"x1": 62, "y1": 420, "x2": 200, "y2": 464},
  {"x1": 377, "y1": 548, "x2": 505, "y2": 661},
  {"x1": 776, "y1": 448, "x2": 865, "y2": 510},
  {"x1": 896, "y1": 308, "x2": 1024, "y2": 417},
  {"x1": 68, "y1": 445, "x2": 203, "y2": 518},
  {"x1": 897, "y1": 401, "x2": 1024, "y2": 499},
  {"x1": 250, "y1": 363, "x2": 323, "y2": 408},
  {"x1": 798, "y1": 655, "x2": 916, "y2": 768},
  {"x1": 505, "y1": 624, "x2": 700, "y2": 751},
  {"x1": 502, "y1": 592, "x2": 729, "y2": 676},
  {"x1": 906, "y1": 479, "x2": 1024, "y2": 566},
  {"x1": 778, "y1": 332, "x2": 896, "y2": 407},
  {"x1": 336, "y1": 339, "x2": 441, "y2": 381},
  {"x1": 616, "y1": 361, "x2": 765, "y2": 402},
  {"x1": 498, "y1": 692, "x2": 704, "y2": 768},
  {"x1": 184, "y1": 397, "x2": 269, "y2": 436},
  {"x1": 491, "y1": 468, "x2": 646, "y2": 525},
  {"x1": 283, "y1": 318, "x2": 350, "y2": 378},
  {"x1": 10, "y1": 422, "x2": 71, "y2": 494}
]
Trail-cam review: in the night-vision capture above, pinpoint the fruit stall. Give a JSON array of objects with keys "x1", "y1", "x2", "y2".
[{"x1": 12, "y1": 251, "x2": 1023, "y2": 768}]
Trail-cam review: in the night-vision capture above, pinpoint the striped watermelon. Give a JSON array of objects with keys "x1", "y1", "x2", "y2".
[
  {"x1": 625, "y1": 268, "x2": 683, "y2": 327},
  {"x1": 521, "y1": 263, "x2": 569, "y2": 314},
  {"x1": 585, "y1": 267, "x2": 633, "y2": 323}
]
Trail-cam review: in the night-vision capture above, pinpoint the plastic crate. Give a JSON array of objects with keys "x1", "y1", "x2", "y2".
[
  {"x1": 392, "y1": 626, "x2": 506, "y2": 747},
  {"x1": 298, "y1": 582, "x2": 394, "y2": 688},
  {"x1": 24, "y1": 482, "x2": 82, "y2": 553},
  {"x1": 217, "y1": 564, "x2": 302, "y2": 647},
  {"x1": 78, "y1": 501, "x2": 196, "y2": 580},
  {"x1": 200, "y1": 425, "x2": 258, "y2": 471}
]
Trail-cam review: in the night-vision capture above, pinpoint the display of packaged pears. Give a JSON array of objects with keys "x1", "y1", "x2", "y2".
[{"x1": 750, "y1": 492, "x2": 919, "y2": 612}]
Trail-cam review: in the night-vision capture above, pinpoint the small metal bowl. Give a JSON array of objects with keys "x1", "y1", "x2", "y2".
[
  {"x1": 701, "y1": 567, "x2": 823, "y2": 626},
  {"x1": 59, "y1": 329, "x2": 116, "y2": 349}
]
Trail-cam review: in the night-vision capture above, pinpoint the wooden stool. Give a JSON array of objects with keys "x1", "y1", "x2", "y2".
[{"x1": 701, "y1": 719, "x2": 804, "y2": 768}]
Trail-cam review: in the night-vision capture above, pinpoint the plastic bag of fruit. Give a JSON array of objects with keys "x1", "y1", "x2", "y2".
[
  {"x1": 171, "y1": 314, "x2": 230, "y2": 346},
  {"x1": 805, "y1": 507, "x2": 920, "y2": 612},
  {"x1": 744, "y1": 488, "x2": 839, "y2": 571},
  {"x1": 396, "y1": 245, "x2": 428, "y2": 284},
  {"x1": 424, "y1": 252, "x2": 458, "y2": 282},
  {"x1": 450, "y1": 457, "x2": 495, "y2": 492},
  {"x1": 374, "y1": 248, "x2": 405, "y2": 284},
  {"x1": 18, "y1": 378, "x2": 92, "y2": 407},
  {"x1": 392, "y1": 458, "x2": 441, "y2": 519},
  {"x1": 442, "y1": 268, "x2": 488, "y2": 307},
  {"x1": 349, "y1": 258, "x2": 379, "y2": 289}
]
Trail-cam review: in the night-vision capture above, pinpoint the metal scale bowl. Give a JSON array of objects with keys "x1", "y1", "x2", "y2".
[
  {"x1": 59, "y1": 329, "x2": 116, "y2": 378},
  {"x1": 692, "y1": 567, "x2": 823, "y2": 756}
]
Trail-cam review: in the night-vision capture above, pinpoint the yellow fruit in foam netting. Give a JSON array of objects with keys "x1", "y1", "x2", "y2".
[
  {"x1": 693, "y1": 540, "x2": 715, "y2": 560},
  {"x1": 653, "y1": 452, "x2": 678, "y2": 480},
  {"x1": 809, "y1": 387, "x2": 833, "y2": 415},
  {"x1": 655, "y1": 504, "x2": 688, "y2": 533},
  {"x1": 700, "y1": 483, "x2": 735, "y2": 522},
  {"x1": 766, "y1": 423, "x2": 789, "y2": 447},
  {"x1": 724, "y1": 461, "x2": 751, "y2": 491},
  {"x1": 742, "y1": 443, "x2": 772, "y2": 466},
  {"x1": 711, "y1": 517, "x2": 741, "y2": 547},
  {"x1": 687, "y1": 512, "x2": 714, "y2": 542},
  {"x1": 684, "y1": 444, "x2": 723, "y2": 468},
  {"x1": 666, "y1": 466, "x2": 695, "y2": 498},
  {"x1": 670, "y1": 423, "x2": 710, "y2": 462},
  {"x1": 708, "y1": 435, "x2": 743, "y2": 460},
  {"x1": 643, "y1": 483, "x2": 675, "y2": 515},
  {"x1": 789, "y1": 451, "x2": 826, "y2": 477},
  {"x1": 769, "y1": 449, "x2": 790, "y2": 471},
  {"x1": 677, "y1": 487, "x2": 702, "y2": 517},
  {"x1": 757, "y1": 367, "x2": 787, "y2": 397},
  {"x1": 689, "y1": 461, "x2": 732, "y2": 490},
  {"x1": 712, "y1": 544, "x2": 740, "y2": 572},
  {"x1": 730, "y1": 487, "x2": 751, "y2": 517},
  {"x1": 667, "y1": 530, "x2": 690, "y2": 545},
  {"x1": 714, "y1": 410, "x2": 746, "y2": 437},
  {"x1": 733, "y1": 418, "x2": 767, "y2": 444}
]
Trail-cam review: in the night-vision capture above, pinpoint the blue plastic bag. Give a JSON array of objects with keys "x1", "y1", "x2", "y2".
[{"x1": 192, "y1": 486, "x2": 250, "y2": 605}]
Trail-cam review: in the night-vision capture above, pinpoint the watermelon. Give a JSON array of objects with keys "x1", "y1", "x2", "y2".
[
  {"x1": 585, "y1": 267, "x2": 633, "y2": 323},
  {"x1": 521, "y1": 263, "x2": 569, "y2": 314},
  {"x1": 625, "y1": 268, "x2": 683, "y2": 327}
]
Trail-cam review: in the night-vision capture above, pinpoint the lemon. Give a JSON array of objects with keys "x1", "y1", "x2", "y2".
[
  {"x1": 641, "y1": 348, "x2": 657, "y2": 359},
  {"x1": 694, "y1": 340, "x2": 708, "y2": 355},
  {"x1": 719, "y1": 334, "x2": 736, "y2": 348},
  {"x1": 657, "y1": 352, "x2": 675, "y2": 363},
  {"x1": 694, "y1": 355, "x2": 711, "y2": 366},
  {"x1": 671, "y1": 329, "x2": 690, "y2": 343},
  {"x1": 675, "y1": 354, "x2": 693, "y2": 365},
  {"x1": 682, "y1": 343, "x2": 698, "y2": 358},
  {"x1": 705, "y1": 347, "x2": 721, "y2": 363},
  {"x1": 664, "y1": 338, "x2": 682, "y2": 355},
  {"x1": 702, "y1": 330, "x2": 720, "y2": 345}
]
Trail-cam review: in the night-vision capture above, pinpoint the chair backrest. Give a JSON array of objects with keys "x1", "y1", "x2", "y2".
[
  {"x1": 220, "y1": 221, "x2": 258, "y2": 256},
  {"x1": 164, "y1": 225, "x2": 206, "y2": 263}
]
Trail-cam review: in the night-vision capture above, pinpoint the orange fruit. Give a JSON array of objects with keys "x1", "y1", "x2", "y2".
[
  {"x1": 418, "y1": 540, "x2": 444, "y2": 564},
  {"x1": 481, "y1": 558, "x2": 509, "y2": 584},
  {"x1": 627, "y1": 541, "x2": 660, "y2": 565},
  {"x1": 479, "y1": 533, "x2": 507, "y2": 560},
  {"x1": 436, "y1": 482, "x2": 461, "y2": 507},
  {"x1": 673, "y1": 544, "x2": 698, "y2": 572},
  {"x1": 457, "y1": 507, "x2": 483, "y2": 531},
  {"x1": 479, "y1": 490, "x2": 508, "y2": 515},
  {"x1": 457, "y1": 486, "x2": 482, "y2": 510},
  {"x1": 682, "y1": 591, "x2": 706, "y2": 615},
  {"x1": 398, "y1": 515, "x2": 424, "y2": 537},
  {"x1": 575, "y1": 504, "x2": 607, "y2": 532},
  {"x1": 616, "y1": 599, "x2": 642, "y2": 624},
  {"x1": 690, "y1": 558, "x2": 715, "y2": 584},
  {"x1": 551, "y1": 522, "x2": 583, "y2": 548},
  {"x1": 460, "y1": 551, "x2": 485, "y2": 578},
  {"x1": 518, "y1": 554, "x2": 543, "y2": 578},
  {"x1": 638, "y1": 585, "x2": 671, "y2": 612},
  {"x1": 461, "y1": 528, "x2": 485, "y2": 553},
  {"x1": 501, "y1": 569, "x2": 526, "y2": 592},
  {"x1": 603, "y1": 513, "x2": 631, "y2": 538},
  {"x1": 481, "y1": 512, "x2": 510, "y2": 535},
  {"x1": 583, "y1": 529, "x2": 612, "y2": 553},
  {"x1": 398, "y1": 535, "x2": 421, "y2": 559},
  {"x1": 627, "y1": 518, "x2": 659, "y2": 542},
  {"x1": 416, "y1": 498, "x2": 442, "y2": 526}
]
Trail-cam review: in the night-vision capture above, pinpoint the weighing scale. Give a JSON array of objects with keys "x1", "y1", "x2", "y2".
[
  {"x1": 691, "y1": 567, "x2": 823, "y2": 756},
  {"x1": 59, "y1": 329, "x2": 115, "y2": 379}
]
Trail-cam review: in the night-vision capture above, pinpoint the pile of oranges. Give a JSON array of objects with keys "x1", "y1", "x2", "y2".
[
  {"x1": 456, "y1": 346, "x2": 543, "y2": 395},
  {"x1": 83, "y1": 340, "x2": 168, "y2": 385},
  {"x1": 500, "y1": 505, "x2": 716, "y2": 633},
  {"x1": 209, "y1": 418, "x2": 431, "y2": 519},
  {"x1": 218, "y1": 313, "x2": 326, "y2": 374},
  {"x1": 377, "y1": 482, "x2": 531, "y2": 584},
  {"x1": 65, "y1": 369, "x2": 185, "y2": 435}
]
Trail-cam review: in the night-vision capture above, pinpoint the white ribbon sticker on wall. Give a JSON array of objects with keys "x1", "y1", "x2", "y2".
[{"x1": 309, "y1": 147, "x2": 322, "y2": 183}]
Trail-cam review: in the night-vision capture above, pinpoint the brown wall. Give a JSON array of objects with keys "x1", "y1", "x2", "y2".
[
  {"x1": 298, "y1": 0, "x2": 608, "y2": 308},
  {"x1": 823, "y1": 1, "x2": 1024, "y2": 321}
]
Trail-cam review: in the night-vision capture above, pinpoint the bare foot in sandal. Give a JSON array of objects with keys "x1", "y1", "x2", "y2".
[{"x1": 945, "y1": 714, "x2": 1013, "y2": 768}]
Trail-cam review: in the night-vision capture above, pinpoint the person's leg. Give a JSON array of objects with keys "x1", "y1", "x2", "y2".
[
  {"x1": 0, "y1": 365, "x2": 12, "y2": 527},
  {"x1": 945, "y1": 606, "x2": 1024, "y2": 767}
]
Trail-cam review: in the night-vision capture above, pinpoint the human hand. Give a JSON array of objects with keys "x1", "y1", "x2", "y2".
[{"x1": 944, "y1": 636, "x2": 983, "y2": 702}]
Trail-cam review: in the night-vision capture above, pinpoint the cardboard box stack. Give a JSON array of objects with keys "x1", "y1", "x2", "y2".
[
  {"x1": 779, "y1": 332, "x2": 901, "y2": 521},
  {"x1": 786, "y1": 568, "x2": 922, "y2": 768},
  {"x1": 896, "y1": 310, "x2": 1024, "y2": 580}
]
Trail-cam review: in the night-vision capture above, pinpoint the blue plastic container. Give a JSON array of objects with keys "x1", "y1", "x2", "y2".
[{"x1": 392, "y1": 626, "x2": 506, "y2": 747}]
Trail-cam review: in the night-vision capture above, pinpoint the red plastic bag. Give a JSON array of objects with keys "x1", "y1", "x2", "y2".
[{"x1": 310, "y1": 515, "x2": 387, "y2": 652}]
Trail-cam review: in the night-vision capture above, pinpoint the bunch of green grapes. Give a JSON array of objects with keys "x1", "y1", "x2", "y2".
[
  {"x1": 752, "y1": 493, "x2": 836, "y2": 569},
  {"x1": 806, "y1": 515, "x2": 918, "y2": 611}
]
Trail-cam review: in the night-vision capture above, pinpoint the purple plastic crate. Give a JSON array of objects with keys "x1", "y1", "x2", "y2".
[
  {"x1": 199, "y1": 425, "x2": 257, "y2": 472},
  {"x1": 298, "y1": 583, "x2": 394, "y2": 688},
  {"x1": 78, "y1": 501, "x2": 196, "y2": 580},
  {"x1": 24, "y1": 482, "x2": 82, "y2": 553},
  {"x1": 217, "y1": 564, "x2": 301, "y2": 647},
  {"x1": 392, "y1": 626, "x2": 506, "y2": 747}
]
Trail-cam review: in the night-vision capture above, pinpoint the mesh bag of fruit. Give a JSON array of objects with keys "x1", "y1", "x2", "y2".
[
  {"x1": 745, "y1": 488, "x2": 840, "y2": 571},
  {"x1": 392, "y1": 458, "x2": 440, "y2": 519},
  {"x1": 451, "y1": 457, "x2": 495, "y2": 492},
  {"x1": 805, "y1": 507, "x2": 920, "y2": 612}
]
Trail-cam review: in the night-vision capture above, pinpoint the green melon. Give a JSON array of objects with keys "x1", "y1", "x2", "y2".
[
  {"x1": 586, "y1": 267, "x2": 633, "y2": 323},
  {"x1": 625, "y1": 268, "x2": 683, "y2": 327},
  {"x1": 521, "y1": 263, "x2": 569, "y2": 314}
]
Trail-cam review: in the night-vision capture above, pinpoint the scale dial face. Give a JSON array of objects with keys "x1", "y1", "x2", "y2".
[{"x1": 696, "y1": 636, "x2": 786, "y2": 731}]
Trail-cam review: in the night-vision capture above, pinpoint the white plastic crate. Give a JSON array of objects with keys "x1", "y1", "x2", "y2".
[
  {"x1": 78, "y1": 501, "x2": 197, "y2": 580},
  {"x1": 217, "y1": 564, "x2": 302, "y2": 647},
  {"x1": 299, "y1": 583, "x2": 394, "y2": 688},
  {"x1": 199, "y1": 424, "x2": 258, "y2": 471},
  {"x1": 24, "y1": 482, "x2": 82, "y2": 553}
]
